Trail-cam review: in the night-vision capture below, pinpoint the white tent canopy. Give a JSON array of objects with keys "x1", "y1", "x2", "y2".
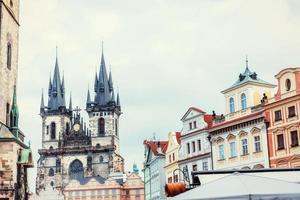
[{"x1": 171, "y1": 172, "x2": 300, "y2": 200}]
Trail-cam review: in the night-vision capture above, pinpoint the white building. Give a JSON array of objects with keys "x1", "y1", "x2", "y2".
[
  {"x1": 143, "y1": 140, "x2": 168, "y2": 200},
  {"x1": 178, "y1": 107, "x2": 214, "y2": 182}
]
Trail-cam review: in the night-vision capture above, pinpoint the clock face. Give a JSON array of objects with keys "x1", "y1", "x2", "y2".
[{"x1": 73, "y1": 124, "x2": 80, "y2": 132}]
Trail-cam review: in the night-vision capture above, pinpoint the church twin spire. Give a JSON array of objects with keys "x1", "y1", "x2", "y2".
[{"x1": 41, "y1": 45, "x2": 121, "y2": 115}]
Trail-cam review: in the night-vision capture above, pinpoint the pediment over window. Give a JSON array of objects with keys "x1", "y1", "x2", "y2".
[
  {"x1": 238, "y1": 130, "x2": 248, "y2": 137},
  {"x1": 226, "y1": 134, "x2": 236, "y2": 141},
  {"x1": 250, "y1": 127, "x2": 261, "y2": 134},
  {"x1": 181, "y1": 107, "x2": 205, "y2": 121}
]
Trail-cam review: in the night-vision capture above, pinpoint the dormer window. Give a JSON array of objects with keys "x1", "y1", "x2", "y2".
[
  {"x1": 285, "y1": 79, "x2": 291, "y2": 91},
  {"x1": 229, "y1": 97, "x2": 235, "y2": 113}
]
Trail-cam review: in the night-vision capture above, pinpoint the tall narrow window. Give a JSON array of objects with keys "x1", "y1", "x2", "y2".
[
  {"x1": 229, "y1": 97, "x2": 235, "y2": 113},
  {"x1": 98, "y1": 117, "x2": 105, "y2": 136},
  {"x1": 241, "y1": 139, "x2": 248, "y2": 155},
  {"x1": 254, "y1": 136, "x2": 261, "y2": 152},
  {"x1": 48, "y1": 168, "x2": 54, "y2": 176},
  {"x1": 192, "y1": 141, "x2": 196, "y2": 152},
  {"x1": 274, "y1": 110, "x2": 282, "y2": 122},
  {"x1": 241, "y1": 93, "x2": 247, "y2": 110},
  {"x1": 66, "y1": 122, "x2": 70, "y2": 135},
  {"x1": 189, "y1": 122, "x2": 193, "y2": 130},
  {"x1": 187, "y1": 143, "x2": 190, "y2": 154},
  {"x1": 56, "y1": 158, "x2": 61, "y2": 173},
  {"x1": 229, "y1": 142, "x2": 236, "y2": 157},
  {"x1": 50, "y1": 122, "x2": 56, "y2": 139},
  {"x1": 218, "y1": 144, "x2": 225, "y2": 160},
  {"x1": 197, "y1": 140, "x2": 201, "y2": 151},
  {"x1": 193, "y1": 121, "x2": 197, "y2": 129},
  {"x1": 115, "y1": 120, "x2": 118, "y2": 136},
  {"x1": 291, "y1": 131, "x2": 299, "y2": 147},
  {"x1": 87, "y1": 156, "x2": 93, "y2": 171},
  {"x1": 7, "y1": 42, "x2": 12, "y2": 69},
  {"x1": 277, "y1": 134, "x2": 285, "y2": 150}
]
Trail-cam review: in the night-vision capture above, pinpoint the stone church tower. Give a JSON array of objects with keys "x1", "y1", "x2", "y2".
[
  {"x1": 0, "y1": 1, "x2": 34, "y2": 200},
  {"x1": 36, "y1": 48, "x2": 124, "y2": 195},
  {"x1": 0, "y1": 0, "x2": 20, "y2": 126}
]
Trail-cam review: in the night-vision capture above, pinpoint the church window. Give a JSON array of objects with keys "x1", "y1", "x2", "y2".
[
  {"x1": 50, "y1": 122, "x2": 56, "y2": 139},
  {"x1": 56, "y1": 158, "x2": 61, "y2": 173},
  {"x1": 49, "y1": 146, "x2": 53, "y2": 150},
  {"x1": 6, "y1": 103, "x2": 10, "y2": 125},
  {"x1": 69, "y1": 159, "x2": 84, "y2": 180},
  {"x1": 46, "y1": 125, "x2": 49, "y2": 135},
  {"x1": 98, "y1": 117, "x2": 105, "y2": 136},
  {"x1": 241, "y1": 93, "x2": 247, "y2": 110},
  {"x1": 7, "y1": 42, "x2": 12, "y2": 70},
  {"x1": 286, "y1": 79, "x2": 291, "y2": 91},
  {"x1": 66, "y1": 122, "x2": 70, "y2": 135},
  {"x1": 229, "y1": 97, "x2": 235, "y2": 113},
  {"x1": 48, "y1": 168, "x2": 54, "y2": 176},
  {"x1": 99, "y1": 156, "x2": 104, "y2": 163},
  {"x1": 115, "y1": 120, "x2": 118, "y2": 136},
  {"x1": 87, "y1": 156, "x2": 92, "y2": 170}
]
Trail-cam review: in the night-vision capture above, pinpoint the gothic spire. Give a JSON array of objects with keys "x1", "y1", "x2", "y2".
[
  {"x1": 48, "y1": 75, "x2": 52, "y2": 97},
  {"x1": 87, "y1": 88, "x2": 91, "y2": 104},
  {"x1": 10, "y1": 85, "x2": 19, "y2": 131},
  {"x1": 95, "y1": 43, "x2": 111, "y2": 105},
  {"x1": 116, "y1": 92, "x2": 120, "y2": 107},
  {"x1": 108, "y1": 69, "x2": 113, "y2": 92},
  {"x1": 40, "y1": 89, "x2": 45, "y2": 114},
  {"x1": 94, "y1": 71, "x2": 98, "y2": 92},
  {"x1": 47, "y1": 48, "x2": 66, "y2": 111},
  {"x1": 69, "y1": 93, "x2": 72, "y2": 111}
]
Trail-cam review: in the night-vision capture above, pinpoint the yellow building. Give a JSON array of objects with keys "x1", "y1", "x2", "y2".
[
  {"x1": 210, "y1": 60, "x2": 276, "y2": 170},
  {"x1": 164, "y1": 132, "x2": 181, "y2": 183}
]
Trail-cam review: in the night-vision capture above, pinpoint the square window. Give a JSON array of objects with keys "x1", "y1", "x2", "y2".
[
  {"x1": 192, "y1": 164, "x2": 197, "y2": 171},
  {"x1": 288, "y1": 106, "x2": 296, "y2": 118}
]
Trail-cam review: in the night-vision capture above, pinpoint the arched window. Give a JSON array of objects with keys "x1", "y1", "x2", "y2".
[
  {"x1": 229, "y1": 97, "x2": 235, "y2": 113},
  {"x1": 98, "y1": 117, "x2": 105, "y2": 136},
  {"x1": 48, "y1": 168, "x2": 54, "y2": 176},
  {"x1": 66, "y1": 122, "x2": 70, "y2": 135},
  {"x1": 49, "y1": 146, "x2": 53, "y2": 151},
  {"x1": 50, "y1": 122, "x2": 56, "y2": 139},
  {"x1": 56, "y1": 158, "x2": 61, "y2": 173},
  {"x1": 99, "y1": 156, "x2": 104, "y2": 163},
  {"x1": 87, "y1": 156, "x2": 92, "y2": 171},
  {"x1": 69, "y1": 159, "x2": 84, "y2": 180},
  {"x1": 7, "y1": 42, "x2": 12, "y2": 69},
  {"x1": 241, "y1": 93, "x2": 247, "y2": 110}
]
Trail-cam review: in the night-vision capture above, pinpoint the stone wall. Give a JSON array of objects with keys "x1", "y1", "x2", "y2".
[{"x1": 0, "y1": 0, "x2": 19, "y2": 125}]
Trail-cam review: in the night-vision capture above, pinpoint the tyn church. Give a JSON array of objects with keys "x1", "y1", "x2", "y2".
[{"x1": 36, "y1": 48, "x2": 124, "y2": 193}]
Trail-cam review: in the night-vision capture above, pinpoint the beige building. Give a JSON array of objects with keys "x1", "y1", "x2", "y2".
[
  {"x1": 63, "y1": 172, "x2": 144, "y2": 200},
  {"x1": 0, "y1": 0, "x2": 34, "y2": 199},
  {"x1": 210, "y1": 60, "x2": 276, "y2": 170},
  {"x1": 164, "y1": 132, "x2": 181, "y2": 183}
]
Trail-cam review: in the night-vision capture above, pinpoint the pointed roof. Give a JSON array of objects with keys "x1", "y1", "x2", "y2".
[
  {"x1": 108, "y1": 70, "x2": 113, "y2": 91},
  {"x1": 87, "y1": 88, "x2": 91, "y2": 104},
  {"x1": 40, "y1": 89, "x2": 45, "y2": 110},
  {"x1": 69, "y1": 93, "x2": 72, "y2": 111},
  {"x1": 47, "y1": 48, "x2": 66, "y2": 111},
  {"x1": 222, "y1": 57, "x2": 276, "y2": 94},
  {"x1": 10, "y1": 85, "x2": 19, "y2": 132}
]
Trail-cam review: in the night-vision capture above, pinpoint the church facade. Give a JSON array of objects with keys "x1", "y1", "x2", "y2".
[{"x1": 35, "y1": 48, "x2": 124, "y2": 195}]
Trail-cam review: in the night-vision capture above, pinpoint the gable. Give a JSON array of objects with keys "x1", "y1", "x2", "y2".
[{"x1": 181, "y1": 107, "x2": 205, "y2": 121}]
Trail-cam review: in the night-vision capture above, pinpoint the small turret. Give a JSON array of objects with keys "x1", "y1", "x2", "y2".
[
  {"x1": 10, "y1": 85, "x2": 19, "y2": 136},
  {"x1": 40, "y1": 89, "x2": 45, "y2": 115}
]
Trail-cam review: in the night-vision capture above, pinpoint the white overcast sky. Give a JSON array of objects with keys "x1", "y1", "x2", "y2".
[{"x1": 17, "y1": 0, "x2": 300, "y2": 191}]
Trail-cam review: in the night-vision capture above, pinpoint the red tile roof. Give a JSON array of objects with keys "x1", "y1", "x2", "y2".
[
  {"x1": 143, "y1": 140, "x2": 168, "y2": 155},
  {"x1": 175, "y1": 132, "x2": 181, "y2": 145},
  {"x1": 204, "y1": 114, "x2": 215, "y2": 128}
]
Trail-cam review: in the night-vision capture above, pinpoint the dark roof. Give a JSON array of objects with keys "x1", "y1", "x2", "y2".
[{"x1": 76, "y1": 175, "x2": 106, "y2": 185}]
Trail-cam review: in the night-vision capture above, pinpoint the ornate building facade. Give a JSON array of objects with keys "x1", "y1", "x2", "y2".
[
  {"x1": 178, "y1": 107, "x2": 214, "y2": 182},
  {"x1": 35, "y1": 48, "x2": 124, "y2": 197},
  {"x1": 0, "y1": 0, "x2": 34, "y2": 199},
  {"x1": 209, "y1": 60, "x2": 276, "y2": 170},
  {"x1": 265, "y1": 68, "x2": 300, "y2": 168}
]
